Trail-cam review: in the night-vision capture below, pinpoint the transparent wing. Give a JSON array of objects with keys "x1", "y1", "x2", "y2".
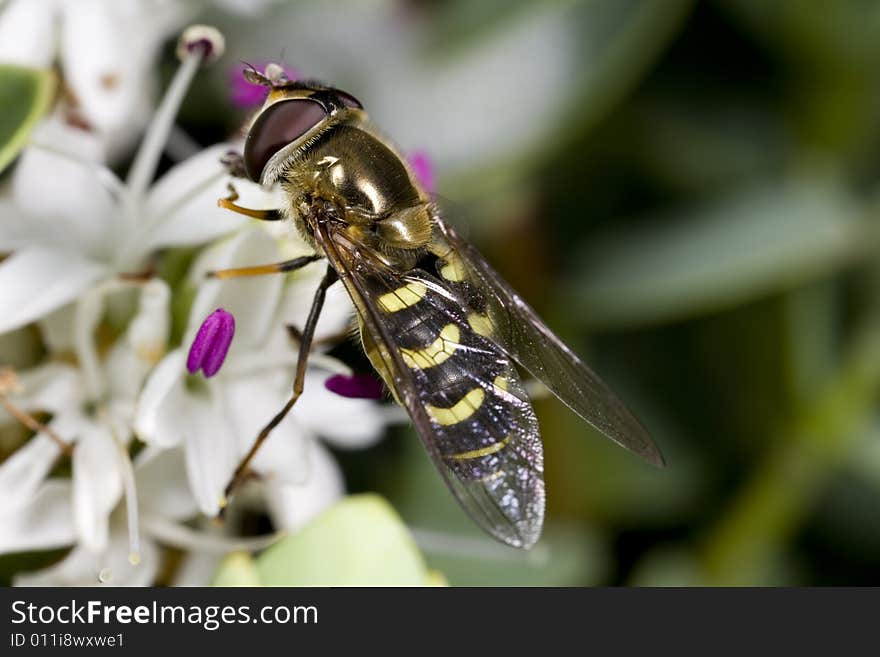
[
  {"x1": 433, "y1": 218, "x2": 665, "y2": 467},
  {"x1": 320, "y1": 225, "x2": 545, "y2": 547}
]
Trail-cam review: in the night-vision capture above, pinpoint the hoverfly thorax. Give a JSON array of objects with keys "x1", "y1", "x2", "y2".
[{"x1": 243, "y1": 80, "x2": 433, "y2": 254}]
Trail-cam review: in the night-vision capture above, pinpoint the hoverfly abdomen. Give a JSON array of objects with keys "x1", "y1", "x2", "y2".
[{"x1": 360, "y1": 268, "x2": 540, "y2": 488}]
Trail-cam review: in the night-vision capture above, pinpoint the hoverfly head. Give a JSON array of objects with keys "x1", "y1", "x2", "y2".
[{"x1": 242, "y1": 71, "x2": 365, "y2": 184}]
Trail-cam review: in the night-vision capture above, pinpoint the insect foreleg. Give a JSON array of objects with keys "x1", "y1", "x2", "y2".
[
  {"x1": 217, "y1": 182, "x2": 284, "y2": 221},
  {"x1": 223, "y1": 264, "x2": 339, "y2": 501},
  {"x1": 207, "y1": 254, "x2": 322, "y2": 279}
]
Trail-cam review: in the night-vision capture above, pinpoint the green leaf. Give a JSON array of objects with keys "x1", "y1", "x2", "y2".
[
  {"x1": 212, "y1": 551, "x2": 261, "y2": 587},
  {"x1": 567, "y1": 175, "x2": 871, "y2": 328},
  {"x1": 0, "y1": 65, "x2": 55, "y2": 175},
  {"x1": 255, "y1": 494, "x2": 433, "y2": 586}
]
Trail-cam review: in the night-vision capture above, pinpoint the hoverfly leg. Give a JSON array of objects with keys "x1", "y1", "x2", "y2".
[
  {"x1": 224, "y1": 264, "x2": 339, "y2": 500},
  {"x1": 217, "y1": 182, "x2": 284, "y2": 221},
  {"x1": 207, "y1": 254, "x2": 322, "y2": 279}
]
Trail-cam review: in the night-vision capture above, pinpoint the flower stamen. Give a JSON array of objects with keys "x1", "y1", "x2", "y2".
[
  {"x1": 187, "y1": 308, "x2": 236, "y2": 378},
  {"x1": 176, "y1": 25, "x2": 226, "y2": 64},
  {"x1": 113, "y1": 435, "x2": 141, "y2": 567},
  {"x1": 125, "y1": 25, "x2": 225, "y2": 204}
]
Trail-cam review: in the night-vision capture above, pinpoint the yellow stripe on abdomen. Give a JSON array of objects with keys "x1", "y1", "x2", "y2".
[
  {"x1": 426, "y1": 388, "x2": 485, "y2": 426},
  {"x1": 400, "y1": 324, "x2": 460, "y2": 369},
  {"x1": 378, "y1": 281, "x2": 428, "y2": 313}
]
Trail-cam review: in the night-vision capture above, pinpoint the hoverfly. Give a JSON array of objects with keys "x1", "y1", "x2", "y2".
[{"x1": 214, "y1": 64, "x2": 664, "y2": 548}]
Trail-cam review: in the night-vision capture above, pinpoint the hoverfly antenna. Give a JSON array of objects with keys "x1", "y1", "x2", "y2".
[{"x1": 241, "y1": 61, "x2": 271, "y2": 87}]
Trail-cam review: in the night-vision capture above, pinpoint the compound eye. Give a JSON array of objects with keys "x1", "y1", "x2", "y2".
[
  {"x1": 335, "y1": 89, "x2": 363, "y2": 109},
  {"x1": 244, "y1": 99, "x2": 327, "y2": 181}
]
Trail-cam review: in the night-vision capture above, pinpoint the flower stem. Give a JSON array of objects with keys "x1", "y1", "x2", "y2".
[
  {"x1": 125, "y1": 48, "x2": 204, "y2": 203},
  {"x1": 701, "y1": 318, "x2": 880, "y2": 584},
  {"x1": 0, "y1": 396, "x2": 73, "y2": 456}
]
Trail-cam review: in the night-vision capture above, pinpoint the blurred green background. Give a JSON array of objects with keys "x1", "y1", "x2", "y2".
[{"x1": 7, "y1": 0, "x2": 880, "y2": 586}]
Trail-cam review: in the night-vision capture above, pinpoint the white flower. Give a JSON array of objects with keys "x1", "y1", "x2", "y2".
[
  {"x1": 0, "y1": 0, "x2": 196, "y2": 160},
  {"x1": 0, "y1": 279, "x2": 171, "y2": 555},
  {"x1": 0, "y1": 32, "x2": 244, "y2": 392},
  {"x1": 135, "y1": 227, "x2": 391, "y2": 520},
  {"x1": 5, "y1": 446, "x2": 275, "y2": 587}
]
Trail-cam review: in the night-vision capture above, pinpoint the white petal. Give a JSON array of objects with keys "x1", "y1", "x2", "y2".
[
  {"x1": 186, "y1": 227, "x2": 283, "y2": 352},
  {"x1": 72, "y1": 423, "x2": 123, "y2": 552},
  {"x1": 182, "y1": 392, "x2": 238, "y2": 516},
  {"x1": 125, "y1": 278, "x2": 170, "y2": 367},
  {"x1": 143, "y1": 144, "x2": 245, "y2": 250},
  {"x1": 1, "y1": 361, "x2": 81, "y2": 415},
  {"x1": 0, "y1": 434, "x2": 61, "y2": 510},
  {"x1": 104, "y1": 279, "x2": 171, "y2": 404},
  {"x1": 135, "y1": 446, "x2": 199, "y2": 521},
  {"x1": 264, "y1": 440, "x2": 344, "y2": 532},
  {"x1": 296, "y1": 369, "x2": 387, "y2": 448},
  {"x1": 12, "y1": 119, "x2": 117, "y2": 259},
  {"x1": 15, "y1": 533, "x2": 160, "y2": 587},
  {"x1": 224, "y1": 368, "x2": 308, "y2": 484},
  {"x1": 0, "y1": 197, "x2": 53, "y2": 253},
  {"x1": 0, "y1": 480, "x2": 75, "y2": 555},
  {"x1": 59, "y1": 0, "x2": 185, "y2": 159},
  {"x1": 133, "y1": 349, "x2": 187, "y2": 448},
  {"x1": 37, "y1": 301, "x2": 78, "y2": 353},
  {"x1": 144, "y1": 144, "x2": 246, "y2": 247},
  {"x1": 104, "y1": 341, "x2": 150, "y2": 411},
  {"x1": 0, "y1": 246, "x2": 107, "y2": 334},
  {"x1": 0, "y1": 0, "x2": 56, "y2": 67}
]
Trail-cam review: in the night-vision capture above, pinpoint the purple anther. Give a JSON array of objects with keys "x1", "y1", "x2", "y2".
[{"x1": 187, "y1": 308, "x2": 235, "y2": 378}]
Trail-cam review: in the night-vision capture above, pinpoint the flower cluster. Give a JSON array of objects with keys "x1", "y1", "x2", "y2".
[{"x1": 0, "y1": 20, "x2": 397, "y2": 585}]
